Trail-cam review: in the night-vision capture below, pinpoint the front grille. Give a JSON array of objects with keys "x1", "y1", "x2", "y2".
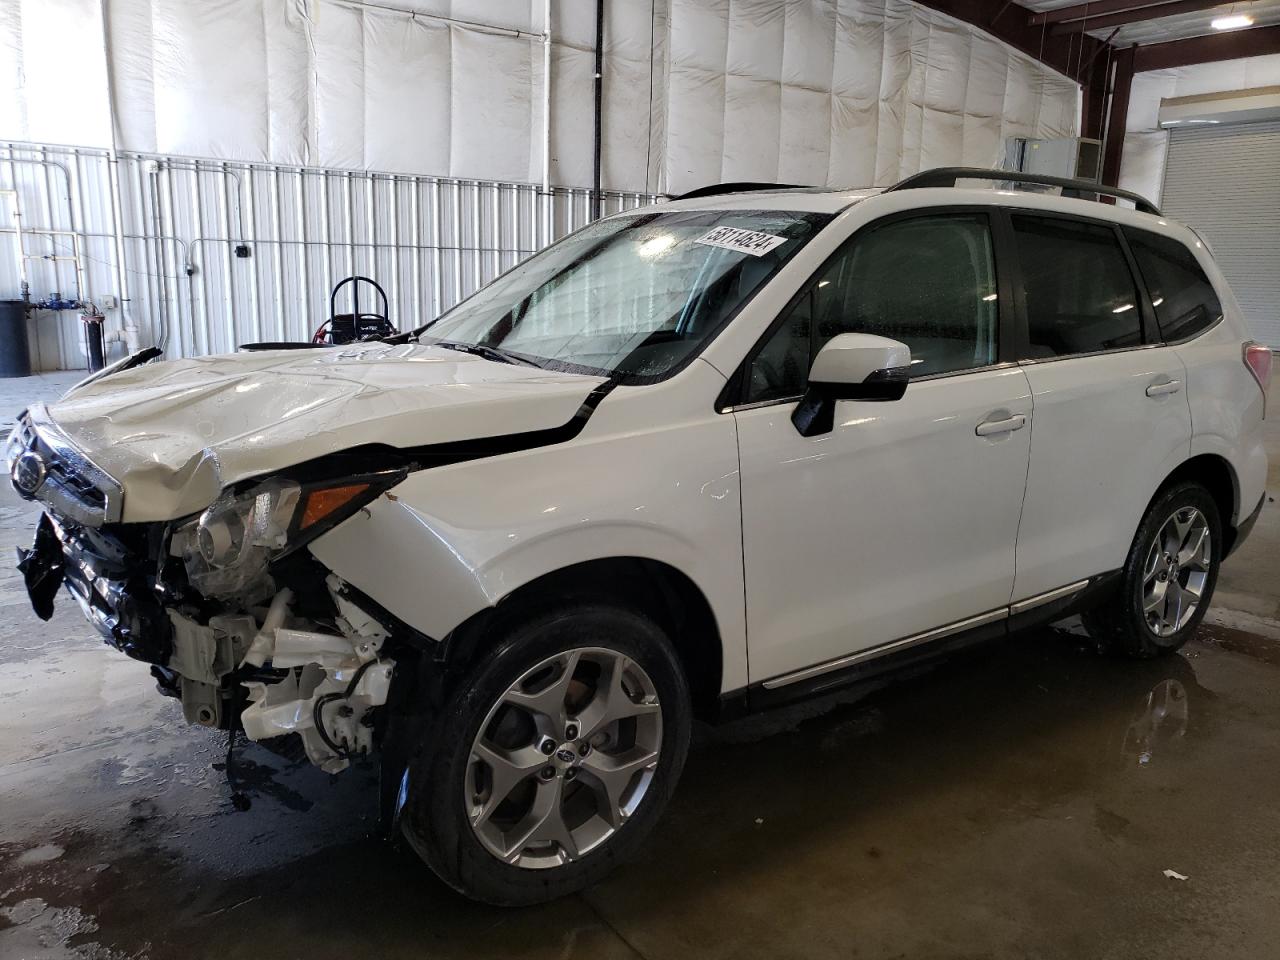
[{"x1": 47, "y1": 460, "x2": 108, "y2": 509}]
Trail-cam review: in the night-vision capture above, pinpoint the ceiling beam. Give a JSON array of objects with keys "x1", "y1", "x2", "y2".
[
  {"x1": 911, "y1": 0, "x2": 1107, "y2": 79},
  {"x1": 1030, "y1": 0, "x2": 1182, "y2": 25},
  {"x1": 1133, "y1": 23, "x2": 1280, "y2": 70},
  {"x1": 1050, "y1": 0, "x2": 1233, "y2": 35}
]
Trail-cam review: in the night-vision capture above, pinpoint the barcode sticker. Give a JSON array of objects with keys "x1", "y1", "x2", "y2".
[{"x1": 694, "y1": 226, "x2": 788, "y2": 257}]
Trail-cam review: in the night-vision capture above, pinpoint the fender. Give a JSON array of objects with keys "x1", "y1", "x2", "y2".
[{"x1": 307, "y1": 383, "x2": 749, "y2": 693}]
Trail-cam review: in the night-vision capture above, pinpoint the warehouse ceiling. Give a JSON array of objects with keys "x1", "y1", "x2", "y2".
[{"x1": 1021, "y1": 0, "x2": 1280, "y2": 46}]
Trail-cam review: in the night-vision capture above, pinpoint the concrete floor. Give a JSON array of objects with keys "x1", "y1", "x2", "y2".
[{"x1": 2, "y1": 370, "x2": 1279, "y2": 960}]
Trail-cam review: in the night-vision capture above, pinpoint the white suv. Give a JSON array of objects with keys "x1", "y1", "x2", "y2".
[{"x1": 7, "y1": 168, "x2": 1270, "y2": 904}]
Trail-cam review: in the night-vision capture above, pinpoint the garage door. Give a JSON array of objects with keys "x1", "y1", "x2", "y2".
[{"x1": 1160, "y1": 120, "x2": 1280, "y2": 348}]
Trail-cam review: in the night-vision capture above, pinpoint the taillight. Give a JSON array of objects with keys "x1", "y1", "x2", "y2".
[{"x1": 1244, "y1": 342, "x2": 1272, "y2": 414}]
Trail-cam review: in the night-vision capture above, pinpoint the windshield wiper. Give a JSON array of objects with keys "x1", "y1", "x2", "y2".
[{"x1": 427, "y1": 340, "x2": 544, "y2": 368}]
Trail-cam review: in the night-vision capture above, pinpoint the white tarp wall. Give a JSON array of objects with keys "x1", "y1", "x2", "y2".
[
  {"x1": 662, "y1": 0, "x2": 1078, "y2": 188},
  {"x1": 2, "y1": 0, "x2": 1079, "y2": 194},
  {"x1": 0, "y1": 0, "x2": 1080, "y2": 369},
  {"x1": 1120, "y1": 53, "x2": 1280, "y2": 204}
]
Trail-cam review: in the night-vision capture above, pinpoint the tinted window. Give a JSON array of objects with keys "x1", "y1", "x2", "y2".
[
  {"x1": 1125, "y1": 228, "x2": 1222, "y2": 342},
  {"x1": 745, "y1": 214, "x2": 998, "y2": 402},
  {"x1": 1012, "y1": 215, "x2": 1142, "y2": 358},
  {"x1": 747, "y1": 287, "x2": 813, "y2": 403}
]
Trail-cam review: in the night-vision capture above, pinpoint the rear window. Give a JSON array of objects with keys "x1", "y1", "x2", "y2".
[
  {"x1": 1011, "y1": 215, "x2": 1142, "y2": 358},
  {"x1": 1124, "y1": 228, "x2": 1222, "y2": 342}
]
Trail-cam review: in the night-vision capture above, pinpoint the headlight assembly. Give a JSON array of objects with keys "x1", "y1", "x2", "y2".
[{"x1": 173, "y1": 471, "x2": 402, "y2": 599}]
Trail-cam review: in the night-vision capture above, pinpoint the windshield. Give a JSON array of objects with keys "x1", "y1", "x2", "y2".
[{"x1": 417, "y1": 209, "x2": 832, "y2": 381}]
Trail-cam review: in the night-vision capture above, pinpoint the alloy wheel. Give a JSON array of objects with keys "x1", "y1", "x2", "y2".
[
  {"x1": 1142, "y1": 506, "x2": 1211, "y2": 637},
  {"x1": 464, "y1": 647, "x2": 663, "y2": 869}
]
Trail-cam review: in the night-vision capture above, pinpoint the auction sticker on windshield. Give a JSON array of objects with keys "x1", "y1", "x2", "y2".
[{"x1": 695, "y1": 226, "x2": 787, "y2": 257}]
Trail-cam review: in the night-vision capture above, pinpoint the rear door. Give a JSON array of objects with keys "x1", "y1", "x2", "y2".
[{"x1": 1009, "y1": 212, "x2": 1192, "y2": 602}]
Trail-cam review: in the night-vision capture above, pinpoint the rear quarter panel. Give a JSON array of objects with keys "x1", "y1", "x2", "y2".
[{"x1": 1177, "y1": 237, "x2": 1268, "y2": 525}]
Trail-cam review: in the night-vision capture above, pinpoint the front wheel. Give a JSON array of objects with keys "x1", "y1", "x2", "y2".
[
  {"x1": 401, "y1": 604, "x2": 691, "y2": 904},
  {"x1": 1083, "y1": 481, "x2": 1221, "y2": 657}
]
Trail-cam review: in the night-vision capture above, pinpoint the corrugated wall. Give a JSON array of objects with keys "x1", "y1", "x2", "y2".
[
  {"x1": 0, "y1": 144, "x2": 120, "y2": 372},
  {"x1": 1161, "y1": 122, "x2": 1280, "y2": 348},
  {"x1": 0, "y1": 141, "x2": 655, "y2": 371},
  {"x1": 1119, "y1": 52, "x2": 1280, "y2": 204}
]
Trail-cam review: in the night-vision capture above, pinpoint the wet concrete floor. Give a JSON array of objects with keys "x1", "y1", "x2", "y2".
[{"x1": 3, "y1": 372, "x2": 1279, "y2": 960}]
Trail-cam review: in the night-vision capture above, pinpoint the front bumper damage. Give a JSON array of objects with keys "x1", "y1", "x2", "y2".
[{"x1": 16, "y1": 508, "x2": 404, "y2": 775}]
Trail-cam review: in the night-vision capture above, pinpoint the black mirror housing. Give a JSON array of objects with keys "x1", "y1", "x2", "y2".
[{"x1": 791, "y1": 367, "x2": 909, "y2": 437}]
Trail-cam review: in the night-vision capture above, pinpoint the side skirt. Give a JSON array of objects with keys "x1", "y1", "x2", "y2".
[{"x1": 715, "y1": 571, "x2": 1122, "y2": 721}]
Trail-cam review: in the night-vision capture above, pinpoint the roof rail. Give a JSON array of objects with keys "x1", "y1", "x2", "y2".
[
  {"x1": 670, "y1": 181, "x2": 802, "y2": 202},
  {"x1": 887, "y1": 167, "x2": 1162, "y2": 216}
]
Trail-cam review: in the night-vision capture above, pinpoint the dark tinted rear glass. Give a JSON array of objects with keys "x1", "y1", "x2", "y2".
[
  {"x1": 1125, "y1": 228, "x2": 1222, "y2": 342},
  {"x1": 1011, "y1": 215, "x2": 1142, "y2": 358}
]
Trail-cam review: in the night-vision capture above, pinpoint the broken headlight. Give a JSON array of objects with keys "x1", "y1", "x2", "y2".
[{"x1": 172, "y1": 473, "x2": 399, "y2": 600}]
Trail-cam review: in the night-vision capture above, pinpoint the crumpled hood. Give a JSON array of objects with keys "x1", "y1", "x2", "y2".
[{"x1": 44, "y1": 343, "x2": 605, "y2": 522}]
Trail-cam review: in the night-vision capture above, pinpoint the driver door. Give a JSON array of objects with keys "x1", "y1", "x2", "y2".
[{"x1": 732, "y1": 211, "x2": 1034, "y2": 687}]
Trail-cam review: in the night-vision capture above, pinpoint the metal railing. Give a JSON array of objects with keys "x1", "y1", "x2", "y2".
[{"x1": 0, "y1": 140, "x2": 658, "y2": 371}]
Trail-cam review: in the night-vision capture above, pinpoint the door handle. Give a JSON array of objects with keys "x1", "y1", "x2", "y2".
[
  {"x1": 1146, "y1": 378, "x2": 1183, "y2": 398},
  {"x1": 975, "y1": 413, "x2": 1026, "y2": 437}
]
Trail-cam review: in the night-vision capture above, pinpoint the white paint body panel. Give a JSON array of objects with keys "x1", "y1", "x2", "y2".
[
  {"x1": 735, "y1": 367, "x2": 1033, "y2": 684},
  {"x1": 310, "y1": 360, "x2": 751, "y2": 693},
  {"x1": 43, "y1": 343, "x2": 604, "y2": 522},
  {"x1": 1012, "y1": 347, "x2": 1192, "y2": 602},
  {"x1": 1181, "y1": 325, "x2": 1269, "y2": 522},
  {"x1": 1176, "y1": 243, "x2": 1270, "y2": 523}
]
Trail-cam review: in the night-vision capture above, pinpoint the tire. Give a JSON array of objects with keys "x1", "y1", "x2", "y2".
[
  {"x1": 1082, "y1": 481, "x2": 1222, "y2": 658},
  {"x1": 400, "y1": 603, "x2": 692, "y2": 905}
]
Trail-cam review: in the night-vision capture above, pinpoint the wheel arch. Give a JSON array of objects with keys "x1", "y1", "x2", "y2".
[
  {"x1": 1154, "y1": 453, "x2": 1239, "y2": 544},
  {"x1": 443, "y1": 557, "x2": 725, "y2": 722}
]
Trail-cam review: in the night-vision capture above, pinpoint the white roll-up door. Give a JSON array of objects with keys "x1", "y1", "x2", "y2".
[{"x1": 1160, "y1": 120, "x2": 1280, "y2": 348}]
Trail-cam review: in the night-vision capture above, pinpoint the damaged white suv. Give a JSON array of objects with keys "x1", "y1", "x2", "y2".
[{"x1": 8, "y1": 169, "x2": 1270, "y2": 904}]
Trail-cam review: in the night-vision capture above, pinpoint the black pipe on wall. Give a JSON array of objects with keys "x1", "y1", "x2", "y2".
[{"x1": 82, "y1": 314, "x2": 105, "y2": 372}]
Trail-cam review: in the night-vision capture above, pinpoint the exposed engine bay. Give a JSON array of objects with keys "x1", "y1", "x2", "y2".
[
  {"x1": 16, "y1": 483, "x2": 411, "y2": 777},
  {"x1": 162, "y1": 575, "x2": 396, "y2": 774}
]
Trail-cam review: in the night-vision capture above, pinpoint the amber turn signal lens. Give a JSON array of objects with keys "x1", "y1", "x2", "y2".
[{"x1": 299, "y1": 483, "x2": 371, "y2": 530}]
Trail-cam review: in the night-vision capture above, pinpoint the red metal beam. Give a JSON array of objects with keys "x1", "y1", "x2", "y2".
[
  {"x1": 1133, "y1": 23, "x2": 1280, "y2": 70},
  {"x1": 1030, "y1": 0, "x2": 1187, "y2": 25},
  {"x1": 1080, "y1": 38, "x2": 1117, "y2": 139},
  {"x1": 1101, "y1": 45, "x2": 1135, "y2": 186},
  {"x1": 1050, "y1": 0, "x2": 1232, "y2": 34}
]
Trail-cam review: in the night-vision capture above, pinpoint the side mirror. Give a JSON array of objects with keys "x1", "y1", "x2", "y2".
[{"x1": 792, "y1": 333, "x2": 912, "y2": 437}]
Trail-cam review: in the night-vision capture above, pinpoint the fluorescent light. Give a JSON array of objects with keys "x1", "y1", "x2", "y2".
[
  {"x1": 1211, "y1": 13, "x2": 1253, "y2": 29},
  {"x1": 1113, "y1": 303, "x2": 1135, "y2": 313}
]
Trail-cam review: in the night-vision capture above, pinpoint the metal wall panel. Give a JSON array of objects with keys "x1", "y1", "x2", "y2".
[
  {"x1": 1161, "y1": 121, "x2": 1280, "y2": 348},
  {"x1": 0, "y1": 140, "x2": 657, "y2": 371}
]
